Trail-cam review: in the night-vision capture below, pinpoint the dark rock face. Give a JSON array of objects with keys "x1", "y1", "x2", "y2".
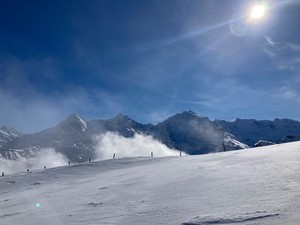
[{"x1": 281, "y1": 135, "x2": 300, "y2": 143}]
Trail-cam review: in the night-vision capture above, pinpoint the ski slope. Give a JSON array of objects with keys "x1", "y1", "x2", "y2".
[{"x1": 0, "y1": 142, "x2": 299, "y2": 225}]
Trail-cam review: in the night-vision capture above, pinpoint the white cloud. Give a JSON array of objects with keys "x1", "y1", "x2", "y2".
[
  {"x1": 94, "y1": 132, "x2": 180, "y2": 159},
  {"x1": 0, "y1": 148, "x2": 68, "y2": 175},
  {"x1": 265, "y1": 36, "x2": 275, "y2": 46}
]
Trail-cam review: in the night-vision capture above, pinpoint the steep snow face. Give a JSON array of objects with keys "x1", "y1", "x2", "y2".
[
  {"x1": 223, "y1": 132, "x2": 249, "y2": 150},
  {"x1": 215, "y1": 118, "x2": 300, "y2": 146},
  {"x1": 77, "y1": 116, "x2": 88, "y2": 132},
  {"x1": 0, "y1": 142, "x2": 299, "y2": 225}
]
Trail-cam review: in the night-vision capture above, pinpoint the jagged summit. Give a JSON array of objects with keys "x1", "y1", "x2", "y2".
[
  {"x1": 160, "y1": 111, "x2": 208, "y2": 125},
  {"x1": 59, "y1": 113, "x2": 87, "y2": 132},
  {"x1": 111, "y1": 113, "x2": 131, "y2": 121},
  {"x1": 180, "y1": 110, "x2": 204, "y2": 117},
  {"x1": 185, "y1": 110, "x2": 205, "y2": 118}
]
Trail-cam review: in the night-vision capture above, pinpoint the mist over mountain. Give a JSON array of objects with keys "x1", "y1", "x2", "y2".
[
  {"x1": 1, "y1": 111, "x2": 300, "y2": 163},
  {"x1": 145, "y1": 111, "x2": 247, "y2": 154}
]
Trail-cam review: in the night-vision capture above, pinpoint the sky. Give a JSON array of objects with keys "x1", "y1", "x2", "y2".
[{"x1": 1, "y1": 0, "x2": 300, "y2": 133}]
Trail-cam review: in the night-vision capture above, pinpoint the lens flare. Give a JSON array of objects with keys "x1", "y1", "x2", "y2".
[
  {"x1": 250, "y1": 4, "x2": 265, "y2": 19},
  {"x1": 36, "y1": 203, "x2": 41, "y2": 208}
]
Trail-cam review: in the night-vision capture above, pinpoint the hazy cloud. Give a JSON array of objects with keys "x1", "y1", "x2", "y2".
[
  {"x1": 0, "y1": 85, "x2": 125, "y2": 133},
  {"x1": 263, "y1": 36, "x2": 300, "y2": 71}
]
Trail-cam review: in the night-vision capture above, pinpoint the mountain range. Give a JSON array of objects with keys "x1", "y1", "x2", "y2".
[{"x1": 1, "y1": 111, "x2": 300, "y2": 162}]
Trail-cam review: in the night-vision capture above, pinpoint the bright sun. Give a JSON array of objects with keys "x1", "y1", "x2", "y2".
[{"x1": 250, "y1": 4, "x2": 265, "y2": 19}]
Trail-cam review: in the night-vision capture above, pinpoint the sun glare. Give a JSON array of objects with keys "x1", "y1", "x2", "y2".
[{"x1": 250, "y1": 4, "x2": 265, "y2": 19}]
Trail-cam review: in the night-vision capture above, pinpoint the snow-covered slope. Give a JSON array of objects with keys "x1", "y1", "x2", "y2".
[{"x1": 0, "y1": 142, "x2": 299, "y2": 225}]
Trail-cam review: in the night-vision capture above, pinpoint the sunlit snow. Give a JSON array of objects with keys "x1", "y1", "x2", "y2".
[{"x1": 0, "y1": 142, "x2": 299, "y2": 224}]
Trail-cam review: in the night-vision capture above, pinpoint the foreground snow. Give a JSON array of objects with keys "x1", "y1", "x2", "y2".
[{"x1": 0, "y1": 142, "x2": 299, "y2": 225}]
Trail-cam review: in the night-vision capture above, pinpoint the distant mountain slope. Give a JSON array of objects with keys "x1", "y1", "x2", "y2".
[
  {"x1": 0, "y1": 113, "x2": 150, "y2": 162},
  {"x1": 1, "y1": 114, "x2": 102, "y2": 162},
  {"x1": 0, "y1": 112, "x2": 245, "y2": 162},
  {"x1": 2, "y1": 111, "x2": 300, "y2": 162},
  {"x1": 215, "y1": 118, "x2": 300, "y2": 146}
]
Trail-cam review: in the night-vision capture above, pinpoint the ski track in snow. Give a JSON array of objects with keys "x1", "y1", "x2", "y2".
[{"x1": 0, "y1": 142, "x2": 299, "y2": 224}]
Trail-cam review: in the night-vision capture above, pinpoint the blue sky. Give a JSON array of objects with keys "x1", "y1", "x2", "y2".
[{"x1": 1, "y1": 0, "x2": 300, "y2": 133}]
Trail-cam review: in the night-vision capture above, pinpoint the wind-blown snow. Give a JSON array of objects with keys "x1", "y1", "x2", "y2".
[
  {"x1": 0, "y1": 142, "x2": 299, "y2": 224},
  {"x1": 0, "y1": 148, "x2": 68, "y2": 174},
  {"x1": 94, "y1": 132, "x2": 180, "y2": 159}
]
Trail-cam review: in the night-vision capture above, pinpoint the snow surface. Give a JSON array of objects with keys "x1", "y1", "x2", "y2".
[{"x1": 0, "y1": 142, "x2": 299, "y2": 225}]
